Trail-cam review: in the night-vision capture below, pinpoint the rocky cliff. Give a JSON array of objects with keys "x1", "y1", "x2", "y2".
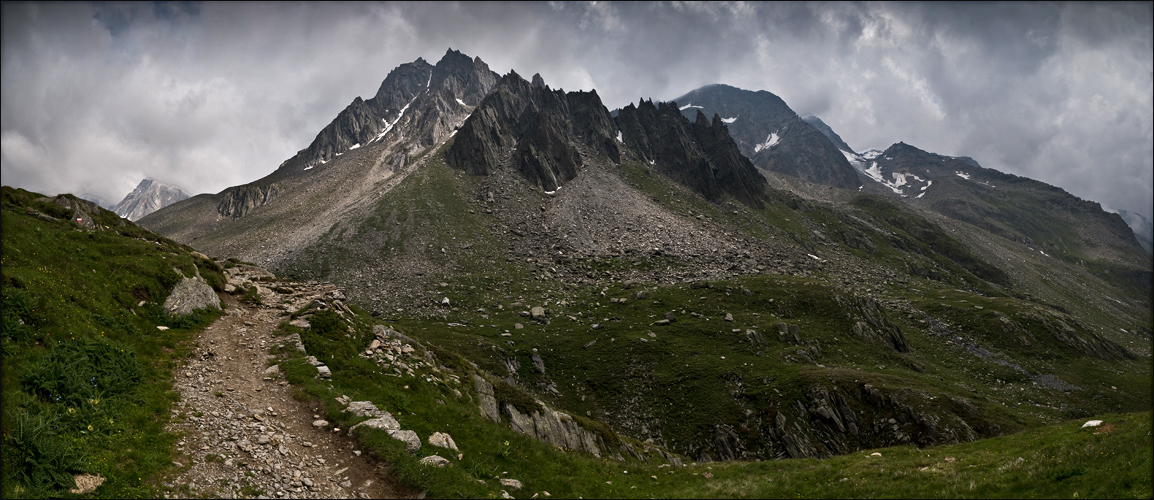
[
  {"x1": 616, "y1": 100, "x2": 768, "y2": 208},
  {"x1": 445, "y1": 71, "x2": 619, "y2": 191}
]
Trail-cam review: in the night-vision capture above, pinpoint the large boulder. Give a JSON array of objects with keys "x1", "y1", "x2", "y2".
[{"x1": 163, "y1": 277, "x2": 221, "y2": 316}]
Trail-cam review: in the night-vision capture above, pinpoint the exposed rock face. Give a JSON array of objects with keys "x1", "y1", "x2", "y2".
[
  {"x1": 503, "y1": 403, "x2": 605, "y2": 457},
  {"x1": 472, "y1": 375, "x2": 614, "y2": 459},
  {"x1": 298, "y1": 49, "x2": 500, "y2": 168},
  {"x1": 216, "y1": 184, "x2": 280, "y2": 220},
  {"x1": 163, "y1": 277, "x2": 221, "y2": 316},
  {"x1": 446, "y1": 71, "x2": 620, "y2": 191},
  {"x1": 615, "y1": 100, "x2": 768, "y2": 208},
  {"x1": 801, "y1": 115, "x2": 854, "y2": 153},
  {"x1": 671, "y1": 84, "x2": 860, "y2": 189},
  {"x1": 836, "y1": 295, "x2": 910, "y2": 353},
  {"x1": 112, "y1": 179, "x2": 191, "y2": 221}
]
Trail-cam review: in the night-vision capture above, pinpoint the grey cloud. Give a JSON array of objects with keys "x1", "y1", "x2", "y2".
[{"x1": 1, "y1": 1, "x2": 1150, "y2": 220}]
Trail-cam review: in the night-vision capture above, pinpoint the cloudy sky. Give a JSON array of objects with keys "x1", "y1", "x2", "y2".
[{"x1": 3, "y1": 2, "x2": 1151, "y2": 219}]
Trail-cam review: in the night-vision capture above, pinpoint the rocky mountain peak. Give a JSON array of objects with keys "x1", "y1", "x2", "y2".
[
  {"x1": 615, "y1": 100, "x2": 767, "y2": 208},
  {"x1": 801, "y1": 115, "x2": 854, "y2": 153},
  {"x1": 531, "y1": 73, "x2": 545, "y2": 89},
  {"x1": 430, "y1": 48, "x2": 499, "y2": 106},
  {"x1": 113, "y1": 178, "x2": 190, "y2": 221},
  {"x1": 671, "y1": 84, "x2": 860, "y2": 189},
  {"x1": 445, "y1": 70, "x2": 619, "y2": 191},
  {"x1": 372, "y1": 57, "x2": 435, "y2": 112}
]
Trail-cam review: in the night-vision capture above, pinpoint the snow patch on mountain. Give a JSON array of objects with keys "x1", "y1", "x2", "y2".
[
  {"x1": 616, "y1": 130, "x2": 623, "y2": 143},
  {"x1": 679, "y1": 103, "x2": 703, "y2": 111},
  {"x1": 373, "y1": 94, "x2": 420, "y2": 143},
  {"x1": 456, "y1": 98, "x2": 466, "y2": 106},
  {"x1": 955, "y1": 171, "x2": 971, "y2": 180},
  {"x1": 753, "y1": 132, "x2": 780, "y2": 153},
  {"x1": 721, "y1": 116, "x2": 738, "y2": 124}
]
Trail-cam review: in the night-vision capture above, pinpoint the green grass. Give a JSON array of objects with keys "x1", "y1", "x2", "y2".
[
  {"x1": 1, "y1": 186, "x2": 223, "y2": 498},
  {"x1": 270, "y1": 294, "x2": 1151, "y2": 498}
]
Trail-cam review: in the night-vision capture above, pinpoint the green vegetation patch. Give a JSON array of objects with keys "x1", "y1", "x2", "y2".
[{"x1": 1, "y1": 186, "x2": 221, "y2": 498}]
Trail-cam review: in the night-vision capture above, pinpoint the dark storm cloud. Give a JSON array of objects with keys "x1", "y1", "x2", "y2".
[{"x1": 2, "y1": 2, "x2": 1150, "y2": 221}]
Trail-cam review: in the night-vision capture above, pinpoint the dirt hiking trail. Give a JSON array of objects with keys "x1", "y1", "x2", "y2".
[{"x1": 162, "y1": 265, "x2": 411, "y2": 499}]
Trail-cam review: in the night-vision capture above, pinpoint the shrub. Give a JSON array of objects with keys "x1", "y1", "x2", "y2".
[
  {"x1": 1, "y1": 410, "x2": 84, "y2": 493},
  {"x1": 22, "y1": 339, "x2": 143, "y2": 407}
]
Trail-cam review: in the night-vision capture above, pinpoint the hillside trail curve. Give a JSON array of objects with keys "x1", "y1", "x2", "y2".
[{"x1": 162, "y1": 265, "x2": 412, "y2": 499}]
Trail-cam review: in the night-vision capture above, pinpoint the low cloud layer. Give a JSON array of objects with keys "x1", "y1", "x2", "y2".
[{"x1": 3, "y1": 2, "x2": 1150, "y2": 219}]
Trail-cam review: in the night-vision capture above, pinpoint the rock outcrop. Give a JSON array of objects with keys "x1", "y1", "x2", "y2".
[
  {"x1": 216, "y1": 184, "x2": 280, "y2": 220},
  {"x1": 163, "y1": 276, "x2": 221, "y2": 316},
  {"x1": 446, "y1": 70, "x2": 620, "y2": 191},
  {"x1": 615, "y1": 99, "x2": 768, "y2": 208}
]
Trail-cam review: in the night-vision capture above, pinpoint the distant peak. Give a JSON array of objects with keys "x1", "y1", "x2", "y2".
[{"x1": 531, "y1": 73, "x2": 545, "y2": 89}]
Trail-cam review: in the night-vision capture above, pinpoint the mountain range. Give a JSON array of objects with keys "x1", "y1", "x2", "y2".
[{"x1": 137, "y1": 48, "x2": 1151, "y2": 463}]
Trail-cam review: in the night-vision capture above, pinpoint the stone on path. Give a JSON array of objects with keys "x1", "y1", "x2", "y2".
[{"x1": 163, "y1": 277, "x2": 221, "y2": 316}]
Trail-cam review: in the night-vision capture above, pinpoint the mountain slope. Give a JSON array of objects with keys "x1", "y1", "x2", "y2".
[
  {"x1": 140, "y1": 48, "x2": 500, "y2": 261},
  {"x1": 112, "y1": 178, "x2": 190, "y2": 221}
]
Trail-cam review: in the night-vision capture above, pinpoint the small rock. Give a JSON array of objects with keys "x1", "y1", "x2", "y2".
[
  {"x1": 1081, "y1": 420, "x2": 1103, "y2": 428},
  {"x1": 530, "y1": 306, "x2": 546, "y2": 322},
  {"x1": 419, "y1": 455, "x2": 452, "y2": 467},
  {"x1": 263, "y1": 365, "x2": 280, "y2": 376},
  {"x1": 441, "y1": 297, "x2": 451, "y2": 306},
  {"x1": 653, "y1": 319, "x2": 670, "y2": 326},
  {"x1": 514, "y1": 323, "x2": 524, "y2": 330},
  {"x1": 724, "y1": 313, "x2": 734, "y2": 322},
  {"x1": 316, "y1": 365, "x2": 332, "y2": 379},
  {"x1": 388, "y1": 429, "x2": 421, "y2": 453},
  {"x1": 428, "y1": 431, "x2": 459, "y2": 451},
  {"x1": 349, "y1": 414, "x2": 401, "y2": 433},
  {"x1": 69, "y1": 474, "x2": 106, "y2": 495},
  {"x1": 346, "y1": 401, "x2": 384, "y2": 418},
  {"x1": 312, "y1": 420, "x2": 329, "y2": 429},
  {"x1": 500, "y1": 478, "x2": 523, "y2": 490}
]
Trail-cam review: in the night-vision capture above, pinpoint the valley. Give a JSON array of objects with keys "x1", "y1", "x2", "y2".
[{"x1": 3, "y1": 46, "x2": 1150, "y2": 499}]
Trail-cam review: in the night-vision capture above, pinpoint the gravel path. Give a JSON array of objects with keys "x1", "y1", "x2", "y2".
[{"x1": 162, "y1": 266, "x2": 410, "y2": 499}]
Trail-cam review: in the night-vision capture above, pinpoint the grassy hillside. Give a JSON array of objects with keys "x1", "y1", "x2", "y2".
[
  {"x1": 267, "y1": 288, "x2": 1152, "y2": 498},
  {"x1": 1, "y1": 186, "x2": 224, "y2": 498}
]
